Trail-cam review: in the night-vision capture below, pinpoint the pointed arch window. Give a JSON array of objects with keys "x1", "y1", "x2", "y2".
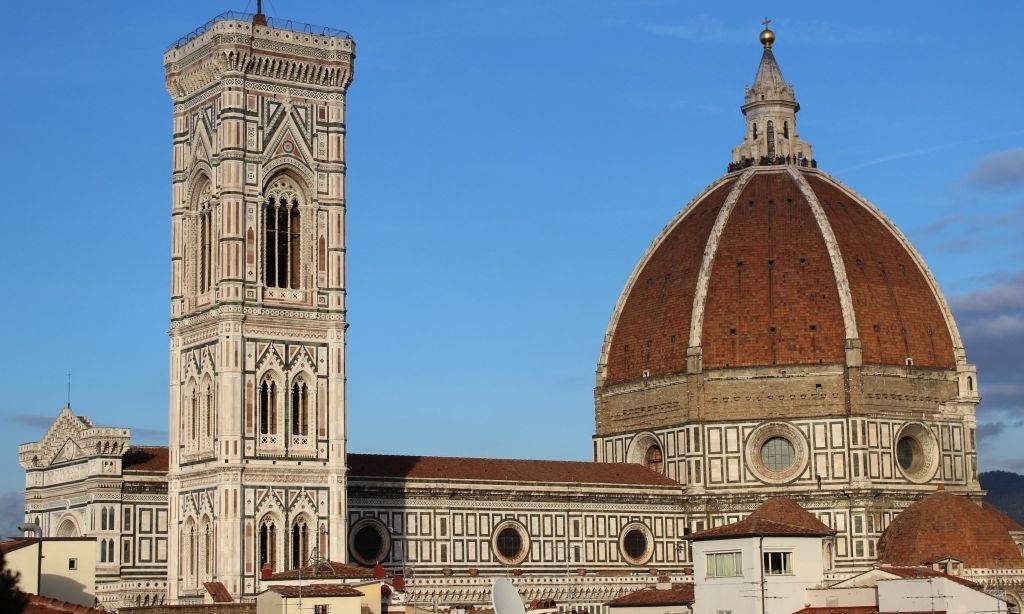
[
  {"x1": 291, "y1": 517, "x2": 310, "y2": 569},
  {"x1": 183, "y1": 517, "x2": 197, "y2": 585},
  {"x1": 259, "y1": 377, "x2": 279, "y2": 442},
  {"x1": 766, "y1": 120, "x2": 776, "y2": 157},
  {"x1": 203, "y1": 380, "x2": 215, "y2": 444},
  {"x1": 259, "y1": 518, "x2": 278, "y2": 572},
  {"x1": 192, "y1": 180, "x2": 215, "y2": 294},
  {"x1": 263, "y1": 177, "x2": 303, "y2": 290},
  {"x1": 291, "y1": 378, "x2": 310, "y2": 439}
]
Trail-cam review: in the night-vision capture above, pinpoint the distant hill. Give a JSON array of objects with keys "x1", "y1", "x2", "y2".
[{"x1": 980, "y1": 470, "x2": 1024, "y2": 526}]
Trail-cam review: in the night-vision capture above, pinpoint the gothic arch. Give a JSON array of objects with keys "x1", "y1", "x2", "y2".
[
  {"x1": 256, "y1": 369, "x2": 284, "y2": 444},
  {"x1": 257, "y1": 511, "x2": 284, "y2": 573},
  {"x1": 198, "y1": 514, "x2": 214, "y2": 580},
  {"x1": 262, "y1": 172, "x2": 308, "y2": 290},
  {"x1": 290, "y1": 512, "x2": 314, "y2": 568},
  {"x1": 182, "y1": 516, "x2": 198, "y2": 587},
  {"x1": 56, "y1": 515, "x2": 80, "y2": 537},
  {"x1": 262, "y1": 156, "x2": 314, "y2": 195},
  {"x1": 187, "y1": 172, "x2": 216, "y2": 295},
  {"x1": 183, "y1": 378, "x2": 200, "y2": 451},
  {"x1": 288, "y1": 370, "x2": 315, "y2": 442},
  {"x1": 200, "y1": 374, "x2": 216, "y2": 446}
]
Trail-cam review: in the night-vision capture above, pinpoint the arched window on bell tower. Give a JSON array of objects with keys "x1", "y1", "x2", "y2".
[
  {"x1": 258, "y1": 374, "x2": 280, "y2": 447},
  {"x1": 201, "y1": 377, "x2": 215, "y2": 451},
  {"x1": 263, "y1": 177, "x2": 303, "y2": 290},
  {"x1": 191, "y1": 178, "x2": 214, "y2": 295},
  {"x1": 291, "y1": 515, "x2": 310, "y2": 569},
  {"x1": 259, "y1": 516, "x2": 278, "y2": 572},
  {"x1": 290, "y1": 377, "x2": 310, "y2": 441},
  {"x1": 766, "y1": 120, "x2": 776, "y2": 157}
]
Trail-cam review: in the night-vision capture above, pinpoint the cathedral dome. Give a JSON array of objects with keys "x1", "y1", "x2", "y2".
[
  {"x1": 597, "y1": 165, "x2": 963, "y2": 387},
  {"x1": 877, "y1": 491, "x2": 1024, "y2": 569}
]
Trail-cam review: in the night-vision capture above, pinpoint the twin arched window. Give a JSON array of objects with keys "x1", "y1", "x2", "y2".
[
  {"x1": 99, "y1": 506, "x2": 115, "y2": 530},
  {"x1": 182, "y1": 516, "x2": 214, "y2": 586},
  {"x1": 99, "y1": 538, "x2": 114, "y2": 563},
  {"x1": 183, "y1": 379, "x2": 215, "y2": 452},
  {"x1": 264, "y1": 178, "x2": 302, "y2": 289},
  {"x1": 259, "y1": 374, "x2": 311, "y2": 445}
]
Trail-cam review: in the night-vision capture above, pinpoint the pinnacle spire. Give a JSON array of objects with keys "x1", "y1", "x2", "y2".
[{"x1": 729, "y1": 22, "x2": 815, "y2": 171}]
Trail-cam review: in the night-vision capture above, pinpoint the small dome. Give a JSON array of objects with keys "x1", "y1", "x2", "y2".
[{"x1": 877, "y1": 492, "x2": 1024, "y2": 569}]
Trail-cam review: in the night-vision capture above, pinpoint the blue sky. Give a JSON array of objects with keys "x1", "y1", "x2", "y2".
[{"x1": 1, "y1": 1, "x2": 1023, "y2": 519}]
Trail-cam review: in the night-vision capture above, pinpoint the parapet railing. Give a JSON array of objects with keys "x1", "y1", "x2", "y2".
[{"x1": 167, "y1": 10, "x2": 351, "y2": 51}]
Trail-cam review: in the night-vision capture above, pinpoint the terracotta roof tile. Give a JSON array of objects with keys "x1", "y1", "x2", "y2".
[
  {"x1": 264, "y1": 560, "x2": 373, "y2": 581},
  {"x1": 267, "y1": 584, "x2": 364, "y2": 598},
  {"x1": 606, "y1": 584, "x2": 694, "y2": 607},
  {"x1": 982, "y1": 501, "x2": 1024, "y2": 532},
  {"x1": 792, "y1": 608, "x2": 878, "y2": 614},
  {"x1": 122, "y1": 446, "x2": 169, "y2": 473},
  {"x1": 689, "y1": 497, "x2": 833, "y2": 540},
  {"x1": 877, "y1": 492, "x2": 1024, "y2": 569},
  {"x1": 26, "y1": 594, "x2": 107, "y2": 614},
  {"x1": 878, "y1": 566, "x2": 980, "y2": 589},
  {"x1": 347, "y1": 453, "x2": 678, "y2": 486},
  {"x1": 1, "y1": 538, "x2": 36, "y2": 554},
  {"x1": 204, "y1": 581, "x2": 233, "y2": 603}
]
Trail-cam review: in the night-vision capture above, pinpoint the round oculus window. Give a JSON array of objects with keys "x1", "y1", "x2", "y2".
[
  {"x1": 491, "y1": 521, "x2": 529, "y2": 565},
  {"x1": 496, "y1": 527, "x2": 523, "y2": 559},
  {"x1": 893, "y1": 423, "x2": 939, "y2": 483},
  {"x1": 623, "y1": 529, "x2": 647, "y2": 559},
  {"x1": 896, "y1": 436, "x2": 919, "y2": 471},
  {"x1": 348, "y1": 519, "x2": 391, "y2": 566},
  {"x1": 619, "y1": 522, "x2": 654, "y2": 565},
  {"x1": 745, "y1": 422, "x2": 808, "y2": 484},
  {"x1": 760, "y1": 437, "x2": 796, "y2": 472}
]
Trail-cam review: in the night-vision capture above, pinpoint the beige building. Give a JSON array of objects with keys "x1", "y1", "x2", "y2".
[
  {"x1": 1, "y1": 536, "x2": 97, "y2": 607},
  {"x1": 16, "y1": 10, "x2": 1020, "y2": 614}
]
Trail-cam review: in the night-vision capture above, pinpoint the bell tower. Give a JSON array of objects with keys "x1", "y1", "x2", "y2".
[{"x1": 163, "y1": 9, "x2": 354, "y2": 602}]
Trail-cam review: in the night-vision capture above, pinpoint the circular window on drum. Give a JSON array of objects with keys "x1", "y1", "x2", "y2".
[
  {"x1": 619, "y1": 522, "x2": 654, "y2": 565},
  {"x1": 348, "y1": 518, "x2": 391, "y2": 566},
  {"x1": 761, "y1": 437, "x2": 796, "y2": 472},
  {"x1": 491, "y1": 520, "x2": 529, "y2": 565},
  {"x1": 745, "y1": 422, "x2": 808, "y2": 484},
  {"x1": 894, "y1": 423, "x2": 939, "y2": 483}
]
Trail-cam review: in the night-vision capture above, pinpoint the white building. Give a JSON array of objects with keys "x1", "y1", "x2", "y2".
[
  {"x1": 689, "y1": 498, "x2": 833, "y2": 614},
  {"x1": 1, "y1": 536, "x2": 98, "y2": 607}
]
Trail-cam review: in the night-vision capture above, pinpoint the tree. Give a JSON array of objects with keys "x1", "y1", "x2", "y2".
[{"x1": 0, "y1": 550, "x2": 28, "y2": 614}]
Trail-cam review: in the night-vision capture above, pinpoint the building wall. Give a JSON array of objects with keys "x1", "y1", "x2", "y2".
[
  {"x1": 692, "y1": 536, "x2": 826, "y2": 614},
  {"x1": 877, "y1": 577, "x2": 1007, "y2": 614},
  {"x1": 40, "y1": 539, "x2": 97, "y2": 607},
  {"x1": 6, "y1": 543, "x2": 40, "y2": 595},
  {"x1": 348, "y1": 479, "x2": 688, "y2": 576},
  {"x1": 594, "y1": 408, "x2": 977, "y2": 569}
]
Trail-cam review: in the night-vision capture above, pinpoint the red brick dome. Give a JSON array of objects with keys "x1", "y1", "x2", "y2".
[
  {"x1": 598, "y1": 167, "x2": 963, "y2": 387},
  {"x1": 877, "y1": 491, "x2": 1024, "y2": 569}
]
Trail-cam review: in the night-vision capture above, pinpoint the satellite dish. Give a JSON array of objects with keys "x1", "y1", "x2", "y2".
[{"x1": 492, "y1": 578, "x2": 526, "y2": 614}]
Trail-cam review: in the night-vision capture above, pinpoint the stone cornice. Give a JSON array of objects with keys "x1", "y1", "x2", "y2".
[{"x1": 164, "y1": 20, "x2": 354, "y2": 103}]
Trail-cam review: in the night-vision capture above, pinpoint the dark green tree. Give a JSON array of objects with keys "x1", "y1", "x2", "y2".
[{"x1": 0, "y1": 550, "x2": 28, "y2": 614}]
